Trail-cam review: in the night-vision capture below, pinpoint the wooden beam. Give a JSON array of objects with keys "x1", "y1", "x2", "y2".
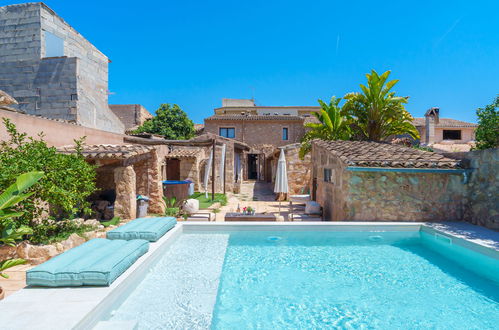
[{"x1": 223, "y1": 144, "x2": 226, "y2": 195}]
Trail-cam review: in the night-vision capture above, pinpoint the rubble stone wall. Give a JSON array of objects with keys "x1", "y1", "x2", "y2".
[
  {"x1": 445, "y1": 148, "x2": 499, "y2": 230},
  {"x1": 204, "y1": 119, "x2": 305, "y2": 147},
  {"x1": 346, "y1": 171, "x2": 465, "y2": 221},
  {"x1": 283, "y1": 146, "x2": 311, "y2": 195},
  {"x1": 312, "y1": 144, "x2": 467, "y2": 222}
]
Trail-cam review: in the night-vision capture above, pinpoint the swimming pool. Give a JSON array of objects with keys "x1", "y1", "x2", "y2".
[{"x1": 102, "y1": 225, "x2": 499, "y2": 329}]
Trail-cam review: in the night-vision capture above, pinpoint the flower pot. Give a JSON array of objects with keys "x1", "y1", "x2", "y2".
[{"x1": 0, "y1": 286, "x2": 5, "y2": 300}]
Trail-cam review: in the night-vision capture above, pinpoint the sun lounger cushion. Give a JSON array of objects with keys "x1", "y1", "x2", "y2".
[
  {"x1": 26, "y1": 238, "x2": 149, "y2": 287},
  {"x1": 106, "y1": 217, "x2": 177, "y2": 242}
]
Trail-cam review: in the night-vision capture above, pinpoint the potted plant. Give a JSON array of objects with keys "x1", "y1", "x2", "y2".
[
  {"x1": 0, "y1": 171, "x2": 44, "y2": 300},
  {"x1": 246, "y1": 206, "x2": 255, "y2": 215}
]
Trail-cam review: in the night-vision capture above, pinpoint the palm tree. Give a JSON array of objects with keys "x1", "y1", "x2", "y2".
[
  {"x1": 299, "y1": 96, "x2": 350, "y2": 158},
  {"x1": 342, "y1": 70, "x2": 419, "y2": 142}
]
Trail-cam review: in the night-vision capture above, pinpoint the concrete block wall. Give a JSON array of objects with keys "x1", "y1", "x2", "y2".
[
  {"x1": 109, "y1": 104, "x2": 153, "y2": 130},
  {"x1": 0, "y1": 3, "x2": 124, "y2": 133}
]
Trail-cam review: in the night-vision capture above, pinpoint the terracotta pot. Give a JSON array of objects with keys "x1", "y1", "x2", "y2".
[{"x1": 0, "y1": 286, "x2": 4, "y2": 300}]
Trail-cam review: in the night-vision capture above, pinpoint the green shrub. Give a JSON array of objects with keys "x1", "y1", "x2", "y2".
[
  {"x1": 0, "y1": 119, "x2": 96, "y2": 225},
  {"x1": 473, "y1": 96, "x2": 499, "y2": 150},
  {"x1": 29, "y1": 219, "x2": 93, "y2": 245}
]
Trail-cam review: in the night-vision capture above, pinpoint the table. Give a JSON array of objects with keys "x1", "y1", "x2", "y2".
[{"x1": 224, "y1": 212, "x2": 277, "y2": 221}]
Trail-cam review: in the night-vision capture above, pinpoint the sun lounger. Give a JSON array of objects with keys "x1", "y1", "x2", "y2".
[
  {"x1": 26, "y1": 238, "x2": 149, "y2": 287},
  {"x1": 107, "y1": 216, "x2": 177, "y2": 242}
]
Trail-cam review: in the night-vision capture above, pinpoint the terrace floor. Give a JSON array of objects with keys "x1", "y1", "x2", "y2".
[{"x1": 215, "y1": 181, "x2": 290, "y2": 221}]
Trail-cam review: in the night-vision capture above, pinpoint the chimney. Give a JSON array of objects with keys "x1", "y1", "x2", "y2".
[{"x1": 424, "y1": 107, "x2": 439, "y2": 145}]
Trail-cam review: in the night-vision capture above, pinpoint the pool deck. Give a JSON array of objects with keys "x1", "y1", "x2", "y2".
[{"x1": 0, "y1": 221, "x2": 497, "y2": 330}]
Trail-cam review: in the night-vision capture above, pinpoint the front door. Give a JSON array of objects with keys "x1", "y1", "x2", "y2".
[
  {"x1": 166, "y1": 158, "x2": 181, "y2": 180},
  {"x1": 247, "y1": 154, "x2": 258, "y2": 180}
]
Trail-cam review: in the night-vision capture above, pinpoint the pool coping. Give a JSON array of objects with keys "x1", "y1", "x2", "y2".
[{"x1": 0, "y1": 221, "x2": 497, "y2": 330}]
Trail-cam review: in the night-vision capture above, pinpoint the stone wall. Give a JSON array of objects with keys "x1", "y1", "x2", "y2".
[
  {"x1": 204, "y1": 119, "x2": 305, "y2": 148},
  {"x1": 0, "y1": 3, "x2": 124, "y2": 133},
  {"x1": 274, "y1": 144, "x2": 312, "y2": 195},
  {"x1": 313, "y1": 145, "x2": 349, "y2": 221},
  {"x1": 346, "y1": 171, "x2": 464, "y2": 221},
  {"x1": 445, "y1": 148, "x2": 499, "y2": 230},
  {"x1": 312, "y1": 143, "x2": 467, "y2": 222}
]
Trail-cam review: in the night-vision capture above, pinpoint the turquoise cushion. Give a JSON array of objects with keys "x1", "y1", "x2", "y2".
[
  {"x1": 106, "y1": 217, "x2": 177, "y2": 242},
  {"x1": 26, "y1": 238, "x2": 149, "y2": 287}
]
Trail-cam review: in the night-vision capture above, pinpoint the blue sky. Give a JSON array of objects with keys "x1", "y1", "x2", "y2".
[{"x1": 26, "y1": 0, "x2": 499, "y2": 123}]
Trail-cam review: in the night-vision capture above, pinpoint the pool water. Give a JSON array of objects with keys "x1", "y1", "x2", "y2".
[{"x1": 110, "y1": 230, "x2": 499, "y2": 329}]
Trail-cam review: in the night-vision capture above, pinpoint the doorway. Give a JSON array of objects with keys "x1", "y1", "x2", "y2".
[
  {"x1": 166, "y1": 158, "x2": 181, "y2": 180},
  {"x1": 247, "y1": 154, "x2": 258, "y2": 180}
]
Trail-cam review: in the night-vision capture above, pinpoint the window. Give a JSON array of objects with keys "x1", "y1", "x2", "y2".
[
  {"x1": 443, "y1": 130, "x2": 462, "y2": 140},
  {"x1": 282, "y1": 127, "x2": 289, "y2": 140},
  {"x1": 324, "y1": 168, "x2": 333, "y2": 183},
  {"x1": 44, "y1": 31, "x2": 64, "y2": 57},
  {"x1": 219, "y1": 127, "x2": 235, "y2": 138}
]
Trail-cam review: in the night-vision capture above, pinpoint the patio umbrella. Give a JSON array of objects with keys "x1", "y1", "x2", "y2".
[{"x1": 274, "y1": 148, "x2": 288, "y2": 214}]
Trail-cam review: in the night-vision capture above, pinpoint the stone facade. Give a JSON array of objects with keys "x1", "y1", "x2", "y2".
[
  {"x1": 312, "y1": 141, "x2": 467, "y2": 222},
  {"x1": 0, "y1": 3, "x2": 124, "y2": 133},
  {"x1": 204, "y1": 115, "x2": 305, "y2": 148},
  {"x1": 109, "y1": 104, "x2": 153, "y2": 131},
  {"x1": 270, "y1": 144, "x2": 311, "y2": 195},
  {"x1": 445, "y1": 148, "x2": 499, "y2": 230}
]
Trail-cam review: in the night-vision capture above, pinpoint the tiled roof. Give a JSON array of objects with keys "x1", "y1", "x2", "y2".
[
  {"x1": 58, "y1": 144, "x2": 155, "y2": 160},
  {"x1": 313, "y1": 140, "x2": 461, "y2": 169},
  {"x1": 412, "y1": 117, "x2": 477, "y2": 128},
  {"x1": 166, "y1": 148, "x2": 202, "y2": 158},
  {"x1": 205, "y1": 114, "x2": 304, "y2": 121}
]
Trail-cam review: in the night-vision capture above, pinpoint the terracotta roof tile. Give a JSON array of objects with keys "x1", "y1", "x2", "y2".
[
  {"x1": 412, "y1": 117, "x2": 477, "y2": 128},
  {"x1": 313, "y1": 140, "x2": 461, "y2": 169},
  {"x1": 58, "y1": 144, "x2": 155, "y2": 160},
  {"x1": 166, "y1": 147, "x2": 202, "y2": 158}
]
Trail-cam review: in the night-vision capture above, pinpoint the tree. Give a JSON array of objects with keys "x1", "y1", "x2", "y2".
[
  {"x1": 342, "y1": 70, "x2": 419, "y2": 142},
  {"x1": 134, "y1": 104, "x2": 195, "y2": 140},
  {"x1": 473, "y1": 96, "x2": 498, "y2": 150},
  {"x1": 299, "y1": 96, "x2": 350, "y2": 158}
]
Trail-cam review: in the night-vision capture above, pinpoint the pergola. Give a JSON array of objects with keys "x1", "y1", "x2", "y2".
[{"x1": 58, "y1": 144, "x2": 164, "y2": 219}]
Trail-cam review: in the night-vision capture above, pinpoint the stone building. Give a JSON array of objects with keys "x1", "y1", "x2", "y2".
[
  {"x1": 311, "y1": 140, "x2": 467, "y2": 222},
  {"x1": 412, "y1": 108, "x2": 477, "y2": 146},
  {"x1": 0, "y1": 2, "x2": 124, "y2": 133},
  {"x1": 204, "y1": 114, "x2": 307, "y2": 180},
  {"x1": 58, "y1": 144, "x2": 165, "y2": 220},
  {"x1": 109, "y1": 104, "x2": 153, "y2": 132}
]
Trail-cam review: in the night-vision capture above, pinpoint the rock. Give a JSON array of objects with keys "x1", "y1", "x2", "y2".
[
  {"x1": 0, "y1": 245, "x2": 17, "y2": 260},
  {"x1": 73, "y1": 218, "x2": 85, "y2": 226},
  {"x1": 16, "y1": 242, "x2": 58, "y2": 265},
  {"x1": 54, "y1": 243, "x2": 64, "y2": 253},
  {"x1": 84, "y1": 231, "x2": 106, "y2": 240},
  {"x1": 61, "y1": 233, "x2": 86, "y2": 251},
  {"x1": 84, "y1": 219, "x2": 101, "y2": 228}
]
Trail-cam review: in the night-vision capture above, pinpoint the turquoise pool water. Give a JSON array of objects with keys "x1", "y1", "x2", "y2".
[{"x1": 110, "y1": 230, "x2": 499, "y2": 329}]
